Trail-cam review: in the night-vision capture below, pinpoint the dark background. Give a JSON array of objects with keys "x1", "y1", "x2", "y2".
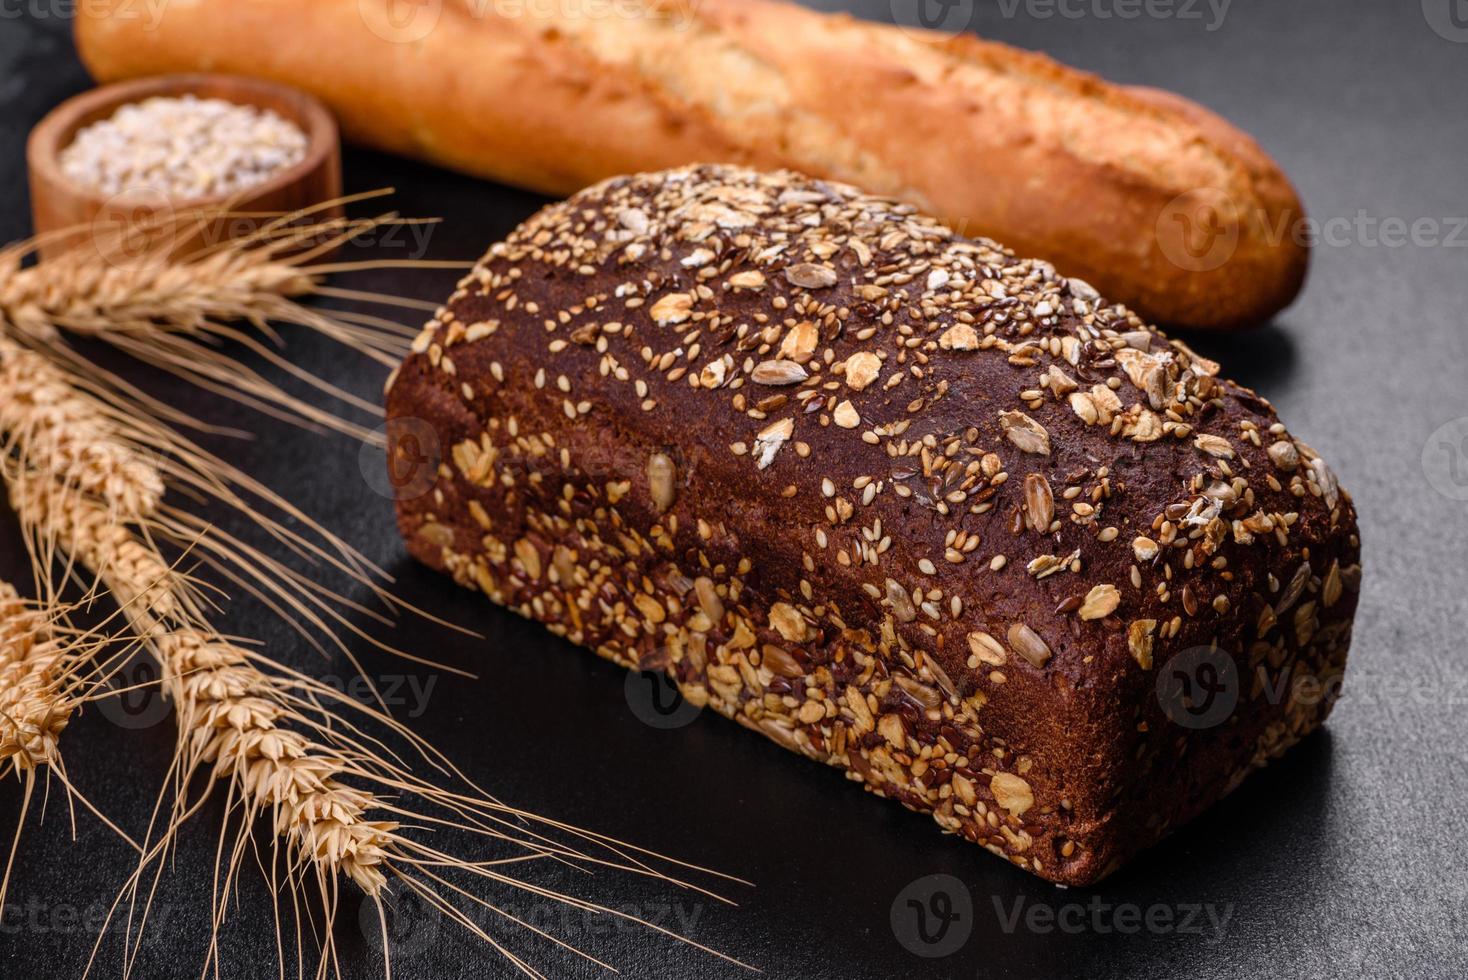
[{"x1": 2, "y1": 1, "x2": 1466, "y2": 977}]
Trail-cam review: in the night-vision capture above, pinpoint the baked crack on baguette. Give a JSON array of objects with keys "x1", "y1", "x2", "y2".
[
  {"x1": 76, "y1": 0, "x2": 1307, "y2": 329},
  {"x1": 386, "y1": 165, "x2": 1357, "y2": 886}
]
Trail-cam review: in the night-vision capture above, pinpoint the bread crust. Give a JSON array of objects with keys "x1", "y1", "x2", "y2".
[
  {"x1": 75, "y1": 0, "x2": 1307, "y2": 329},
  {"x1": 384, "y1": 165, "x2": 1357, "y2": 885}
]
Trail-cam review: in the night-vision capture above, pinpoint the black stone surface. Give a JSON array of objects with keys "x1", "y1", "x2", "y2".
[{"x1": 1, "y1": 2, "x2": 1465, "y2": 977}]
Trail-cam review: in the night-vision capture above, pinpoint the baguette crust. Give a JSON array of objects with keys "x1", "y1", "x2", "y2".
[
  {"x1": 385, "y1": 165, "x2": 1357, "y2": 885},
  {"x1": 76, "y1": 0, "x2": 1307, "y2": 329}
]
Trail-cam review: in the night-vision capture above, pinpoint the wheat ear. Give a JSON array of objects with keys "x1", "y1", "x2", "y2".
[
  {"x1": 0, "y1": 195, "x2": 464, "y2": 446},
  {"x1": 0, "y1": 580, "x2": 150, "y2": 910},
  {"x1": 0, "y1": 582, "x2": 72, "y2": 776},
  {"x1": 11, "y1": 481, "x2": 396, "y2": 879},
  {"x1": 1, "y1": 199, "x2": 748, "y2": 975},
  {"x1": 0, "y1": 324, "x2": 416, "y2": 645},
  {"x1": 0, "y1": 337, "x2": 162, "y2": 519},
  {"x1": 0, "y1": 581, "x2": 71, "y2": 911},
  {"x1": 13, "y1": 479, "x2": 748, "y2": 979},
  {"x1": 0, "y1": 321, "x2": 406, "y2": 919},
  {"x1": 0, "y1": 339, "x2": 180, "y2": 759}
]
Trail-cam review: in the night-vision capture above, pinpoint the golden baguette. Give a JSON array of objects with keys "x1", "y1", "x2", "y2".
[{"x1": 75, "y1": 0, "x2": 1308, "y2": 329}]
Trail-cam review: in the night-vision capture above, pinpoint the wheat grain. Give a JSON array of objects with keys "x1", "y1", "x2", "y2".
[
  {"x1": 0, "y1": 337, "x2": 163, "y2": 519},
  {"x1": 60, "y1": 95, "x2": 308, "y2": 200},
  {"x1": 0, "y1": 582, "x2": 71, "y2": 776},
  {"x1": 0, "y1": 580, "x2": 71, "y2": 912},
  {"x1": 157, "y1": 629, "x2": 397, "y2": 894},
  {"x1": 20, "y1": 486, "x2": 397, "y2": 891},
  {"x1": 0, "y1": 581, "x2": 143, "y2": 912}
]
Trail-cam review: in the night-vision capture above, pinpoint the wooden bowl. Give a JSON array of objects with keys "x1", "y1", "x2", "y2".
[{"x1": 27, "y1": 74, "x2": 342, "y2": 261}]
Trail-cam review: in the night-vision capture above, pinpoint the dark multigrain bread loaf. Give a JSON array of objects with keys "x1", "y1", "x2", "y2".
[{"x1": 386, "y1": 165, "x2": 1359, "y2": 886}]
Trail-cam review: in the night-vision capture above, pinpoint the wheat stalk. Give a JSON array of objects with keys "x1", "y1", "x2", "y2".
[
  {"x1": 0, "y1": 195, "x2": 464, "y2": 446},
  {"x1": 0, "y1": 198, "x2": 747, "y2": 977},
  {"x1": 13, "y1": 477, "x2": 747, "y2": 979},
  {"x1": 9, "y1": 477, "x2": 394, "y2": 873},
  {"x1": 0, "y1": 580, "x2": 70, "y2": 912},
  {"x1": 0, "y1": 579, "x2": 151, "y2": 913},
  {"x1": 0, "y1": 319, "x2": 406, "y2": 645}
]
